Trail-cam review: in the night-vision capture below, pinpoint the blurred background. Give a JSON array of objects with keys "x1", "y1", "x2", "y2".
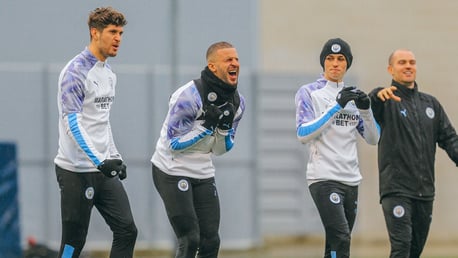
[{"x1": 1, "y1": 0, "x2": 458, "y2": 257}]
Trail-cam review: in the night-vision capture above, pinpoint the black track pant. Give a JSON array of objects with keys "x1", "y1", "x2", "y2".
[
  {"x1": 153, "y1": 165, "x2": 220, "y2": 258},
  {"x1": 381, "y1": 196, "x2": 433, "y2": 258},
  {"x1": 309, "y1": 181, "x2": 358, "y2": 258},
  {"x1": 55, "y1": 165, "x2": 137, "y2": 258}
]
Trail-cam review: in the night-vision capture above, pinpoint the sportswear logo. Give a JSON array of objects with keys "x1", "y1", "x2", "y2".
[{"x1": 400, "y1": 109, "x2": 408, "y2": 117}]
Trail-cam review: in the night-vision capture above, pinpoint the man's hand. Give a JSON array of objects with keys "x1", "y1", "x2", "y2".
[
  {"x1": 97, "y1": 159, "x2": 123, "y2": 178},
  {"x1": 354, "y1": 90, "x2": 371, "y2": 110},
  {"x1": 217, "y1": 102, "x2": 235, "y2": 130},
  {"x1": 336, "y1": 86, "x2": 359, "y2": 108},
  {"x1": 118, "y1": 163, "x2": 127, "y2": 180},
  {"x1": 377, "y1": 86, "x2": 401, "y2": 102},
  {"x1": 202, "y1": 104, "x2": 223, "y2": 131}
]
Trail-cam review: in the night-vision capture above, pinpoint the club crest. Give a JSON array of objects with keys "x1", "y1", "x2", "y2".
[
  {"x1": 178, "y1": 179, "x2": 189, "y2": 192},
  {"x1": 425, "y1": 107, "x2": 435, "y2": 119},
  {"x1": 393, "y1": 205, "x2": 405, "y2": 218},
  {"x1": 329, "y1": 192, "x2": 341, "y2": 204},
  {"x1": 331, "y1": 44, "x2": 341, "y2": 53},
  {"x1": 85, "y1": 187, "x2": 94, "y2": 200},
  {"x1": 207, "y1": 92, "x2": 217, "y2": 102}
]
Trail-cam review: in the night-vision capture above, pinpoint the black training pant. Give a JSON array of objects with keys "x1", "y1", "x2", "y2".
[
  {"x1": 381, "y1": 195, "x2": 433, "y2": 258},
  {"x1": 55, "y1": 165, "x2": 137, "y2": 258},
  {"x1": 309, "y1": 181, "x2": 358, "y2": 258},
  {"x1": 153, "y1": 165, "x2": 220, "y2": 258}
]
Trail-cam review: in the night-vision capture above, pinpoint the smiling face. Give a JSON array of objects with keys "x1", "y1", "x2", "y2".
[
  {"x1": 388, "y1": 49, "x2": 416, "y2": 88},
  {"x1": 323, "y1": 54, "x2": 347, "y2": 82},
  {"x1": 89, "y1": 24, "x2": 124, "y2": 62},
  {"x1": 207, "y1": 47, "x2": 239, "y2": 86}
]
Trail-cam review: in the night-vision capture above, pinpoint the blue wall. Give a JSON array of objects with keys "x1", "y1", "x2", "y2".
[{"x1": 0, "y1": 143, "x2": 22, "y2": 258}]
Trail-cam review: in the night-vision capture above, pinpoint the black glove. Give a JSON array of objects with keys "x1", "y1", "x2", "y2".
[
  {"x1": 97, "y1": 159, "x2": 123, "y2": 178},
  {"x1": 202, "y1": 104, "x2": 222, "y2": 131},
  {"x1": 336, "y1": 86, "x2": 359, "y2": 108},
  {"x1": 354, "y1": 90, "x2": 371, "y2": 110},
  {"x1": 217, "y1": 102, "x2": 235, "y2": 130},
  {"x1": 118, "y1": 163, "x2": 127, "y2": 180}
]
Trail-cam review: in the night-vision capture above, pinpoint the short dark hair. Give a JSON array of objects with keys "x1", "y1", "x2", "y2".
[
  {"x1": 88, "y1": 6, "x2": 127, "y2": 32},
  {"x1": 206, "y1": 41, "x2": 234, "y2": 61}
]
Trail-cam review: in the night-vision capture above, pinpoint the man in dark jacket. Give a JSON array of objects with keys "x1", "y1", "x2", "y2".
[{"x1": 369, "y1": 49, "x2": 458, "y2": 258}]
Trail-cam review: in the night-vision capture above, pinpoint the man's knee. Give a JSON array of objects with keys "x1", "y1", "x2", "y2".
[
  {"x1": 125, "y1": 222, "x2": 138, "y2": 242},
  {"x1": 171, "y1": 215, "x2": 200, "y2": 256},
  {"x1": 327, "y1": 225, "x2": 351, "y2": 244},
  {"x1": 115, "y1": 222, "x2": 138, "y2": 243},
  {"x1": 199, "y1": 234, "x2": 220, "y2": 257},
  {"x1": 389, "y1": 236, "x2": 411, "y2": 257},
  {"x1": 335, "y1": 231, "x2": 351, "y2": 246}
]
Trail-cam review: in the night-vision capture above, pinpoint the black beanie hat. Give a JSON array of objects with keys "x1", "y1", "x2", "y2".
[{"x1": 320, "y1": 38, "x2": 353, "y2": 70}]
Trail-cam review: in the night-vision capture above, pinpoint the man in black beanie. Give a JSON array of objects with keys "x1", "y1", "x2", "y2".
[{"x1": 295, "y1": 38, "x2": 379, "y2": 258}]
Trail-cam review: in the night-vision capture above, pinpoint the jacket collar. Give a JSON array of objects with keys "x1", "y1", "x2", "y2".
[{"x1": 392, "y1": 79, "x2": 418, "y2": 98}]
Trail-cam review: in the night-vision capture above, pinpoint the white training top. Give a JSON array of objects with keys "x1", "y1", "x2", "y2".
[
  {"x1": 151, "y1": 80, "x2": 245, "y2": 179},
  {"x1": 295, "y1": 75, "x2": 380, "y2": 186},
  {"x1": 54, "y1": 48, "x2": 122, "y2": 172}
]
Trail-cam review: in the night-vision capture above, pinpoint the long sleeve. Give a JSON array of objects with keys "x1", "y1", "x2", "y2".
[
  {"x1": 356, "y1": 108, "x2": 380, "y2": 145},
  {"x1": 166, "y1": 85, "x2": 213, "y2": 152},
  {"x1": 436, "y1": 101, "x2": 458, "y2": 166},
  {"x1": 65, "y1": 112, "x2": 105, "y2": 166},
  {"x1": 368, "y1": 87, "x2": 386, "y2": 125},
  {"x1": 295, "y1": 85, "x2": 340, "y2": 144}
]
